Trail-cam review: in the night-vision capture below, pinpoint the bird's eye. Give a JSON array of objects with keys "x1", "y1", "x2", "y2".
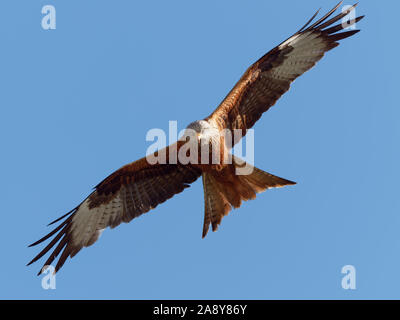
[{"x1": 185, "y1": 136, "x2": 190, "y2": 142}]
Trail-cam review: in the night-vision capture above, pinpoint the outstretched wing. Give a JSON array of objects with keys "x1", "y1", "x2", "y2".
[
  {"x1": 208, "y1": 2, "x2": 364, "y2": 139},
  {"x1": 28, "y1": 144, "x2": 201, "y2": 274}
]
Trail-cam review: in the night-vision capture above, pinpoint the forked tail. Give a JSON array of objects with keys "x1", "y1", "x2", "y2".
[{"x1": 202, "y1": 157, "x2": 295, "y2": 237}]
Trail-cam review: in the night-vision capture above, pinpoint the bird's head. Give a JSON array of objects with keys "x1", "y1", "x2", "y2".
[{"x1": 183, "y1": 120, "x2": 219, "y2": 143}]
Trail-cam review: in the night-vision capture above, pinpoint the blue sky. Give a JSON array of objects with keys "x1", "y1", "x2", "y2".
[{"x1": 1, "y1": 0, "x2": 399, "y2": 299}]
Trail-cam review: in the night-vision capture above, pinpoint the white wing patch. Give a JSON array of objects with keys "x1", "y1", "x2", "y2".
[
  {"x1": 70, "y1": 194, "x2": 124, "y2": 249},
  {"x1": 273, "y1": 31, "x2": 330, "y2": 81}
]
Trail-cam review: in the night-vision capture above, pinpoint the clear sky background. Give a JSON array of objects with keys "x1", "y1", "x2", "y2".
[{"x1": 1, "y1": 0, "x2": 398, "y2": 299}]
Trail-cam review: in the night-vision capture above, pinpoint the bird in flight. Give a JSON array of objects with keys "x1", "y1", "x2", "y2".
[{"x1": 28, "y1": 2, "x2": 364, "y2": 274}]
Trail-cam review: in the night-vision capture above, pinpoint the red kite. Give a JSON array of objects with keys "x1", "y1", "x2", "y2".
[{"x1": 28, "y1": 2, "x2": 363, "y2": 274}]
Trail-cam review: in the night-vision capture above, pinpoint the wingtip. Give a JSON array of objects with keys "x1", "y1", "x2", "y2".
[
  {"x1": 26, "y1": 258, "x2": 35, "y2": 267},
  {"x1": 35, "y1": 265, "x2": 56, "y2": 276},
  {"x1": 47, "y1": 209, "x2": 74, "y2": 226},
  {"x1": 28, "y1": 239, "x2": 42, "y2": 247},
  {"x1": 336, "y1": 1, "x2": 344, "y2": 10},
  {"x1": 348, "y1": 3, "x2": 359, "y2": 12},
  {"x1": 358, "y1": 15, "x2": 366, "y2": 21}
]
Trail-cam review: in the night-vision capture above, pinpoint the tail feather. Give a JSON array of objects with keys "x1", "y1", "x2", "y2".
[
  {"x1": 202, "y1": 173, "x2": 231, "y2": 238},
  {"x1": 214, "y1": 180, "x2": 241, "y2": 208},
  {"x1": 239, "y1": 166, "x2": 296, "y2": 192},
  {"x1": 201, "y1": 159, "x2": 296, "y2": 238}
]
